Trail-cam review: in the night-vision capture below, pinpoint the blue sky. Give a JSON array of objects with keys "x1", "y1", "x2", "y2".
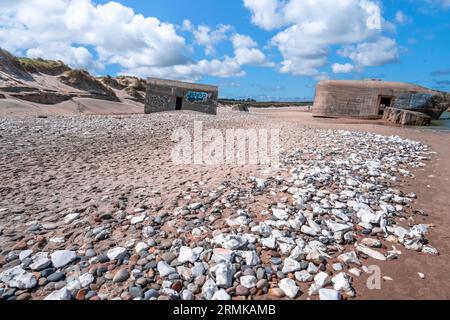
[{"x1": 1, "y1": 0, "x2": 449, "y2": 100}]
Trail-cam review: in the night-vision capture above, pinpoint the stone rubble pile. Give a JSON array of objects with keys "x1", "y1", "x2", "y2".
[{"x1": 0, "y1": 127, "x2": 438, "y2": 300}]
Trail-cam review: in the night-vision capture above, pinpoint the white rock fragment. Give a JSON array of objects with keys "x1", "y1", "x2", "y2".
[
  {"x1": 130, "y1": 214, "x2": 145, "y2": 225},
  {"x1": 64, "y1": 213, "x2": 80, "y2": 224},
  {"x1": 282, "y1": 258, "x2": 302, "y2": 274},
  {"x1": 332, "y1": 272, "x2": 353, "y2": 292},
  {"x1": 319, "y1": 288, "x2": 341, "y2": 300},
  {"x1": 295, "y1": 270, "x2": 313, "y2": 282},
  {"x1": 178, "y1": 246, "x2": 199, "y2": 263},
  {"x1": 135, "y1": 242, "x2": 149, "y2": 253},
  {"x1": 0, "y1": 266, "x2": 37, "y2": 289},
  {"x1": 30, "y1": 252, "x2": 51, "y2": 271},
  {"x1": 51, "y1": 250, "x2": 77, "y2": 269},
  {"x1": 157, "y1": 261, "x2": 176, "y2": 277},
  {"x1": 202, "y1": 278, "x2": 218, "y2": 300},
  {"x1": 301, "y1": 225, "x2": 317, "y2": 237},
  {"x1": 272, "y1": 208, "x2": 289, "y2": 220},
  {"x1": 356, "y1": 245, "x2": 386, "y2": 261},
  {"x1": 212, "y1": 289, "x2": 231, "y2": 300},
  {"x1": 278, "y1": 278, "x2": 299, "y2": 298},
  {"x1": 314, "y1": 272, "x2": 331, "y2": 288},
  {"x1": 240, "y1": 275, "x2": 257, "y2": 289},
  {"x1": 211, "y1": 262, "x2": 233, "y2": 288},
  {"x1": 79, "y1": 273, "x2": 95, "y2": 287},
  {"x1": 106, "y1": 247, "x2": 127, "y2": 261},
  {"x1": 19, "y1": 250, "x2": 33, "y2": 261},
  {"x1": 44, "y1": 287, "x2": 71, "y2": 300}
]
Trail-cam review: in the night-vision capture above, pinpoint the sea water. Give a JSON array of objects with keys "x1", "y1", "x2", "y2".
[{"x1": 431, "y1": 111, "x2": 450, "y2": 129}]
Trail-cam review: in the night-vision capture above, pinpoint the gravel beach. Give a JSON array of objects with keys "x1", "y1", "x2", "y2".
[{"x1": 0, "y1": 107, "x2": 449, "y2": 300}]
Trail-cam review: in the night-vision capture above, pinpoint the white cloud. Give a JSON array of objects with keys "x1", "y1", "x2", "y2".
[
  {"x1": 244, "y1": 0, "x2": 398, "y2": 78},
  {"x1": 231, "y1": 34, "x2": 257, "y2": 49},
  {"x1": 234, "y1": 48, "x2": 268, "y2": 66},
  {"x1": 0, "y1": 0, "x2": 261, "y2": 81},
  {"x1": 126, "y1": 32, "x2": 274, "y2": 81},
  {"x1": 123, "y1": 57, "x2": 245, "y2": 82},
  {"x1": 183, "y1": 20, "x2": 231, "y2": 55},
  {"x1": 395, "y1": 11, "x2": 411, "y2": 25},
  {"x1": 0, "y1": 0, "x2": 189, "y2": 73},
  {"x1": 26, "y1": 44, "x2": 103, "y2": 71},
  {"x1": 338, "y1": 37, "x2": 399, "y2": 67},
  {"x1": 231, "y1": 33, "x2": 272, "y2": 66},
  {"x1": 243, "y1": 0, "x2": 286, "y2": 30},
  {"x1": 332, "y1": 63, "x2": 355, "y2": 73}
]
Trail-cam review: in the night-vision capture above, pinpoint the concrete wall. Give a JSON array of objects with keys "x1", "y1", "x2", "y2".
[
  {"x1": 145, "y1": 78, "x2": 218, "y2": 115},
  {"x1": 312, "y1": 80, "x2": 439, "y2": 119}
]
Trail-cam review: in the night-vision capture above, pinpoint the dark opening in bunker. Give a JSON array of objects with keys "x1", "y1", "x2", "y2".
[
  {"x1": 176, "y1": 97, "x2": 183, "y2": 110},
  {"x1": 379, "y1": 96, "x2": 392, "y2": 115}
]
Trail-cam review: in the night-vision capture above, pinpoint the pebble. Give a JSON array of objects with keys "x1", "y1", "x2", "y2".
[
  {"x1": 240, "y1": 275, "x2": 257, "y2": 289},
  {"x1": 47, "y1": 272, "x2": 65, "y2": 282},
  {"x1": 0, "y1": 120, "x2": 438, "y2": 301},
  {"x1": 129, "y1": 286, "x2": 143, "y2": 298},
  {"x1": 79, "y1": 273, "x2": 95, "y2": 287},
  {"x1": 30, "y1": 253, "x2": 51, "y2": 271},
  {"x1": 178, "y1": 246, "x2": 199, "y2": 263},
  {"x1": 314, "y1": 272, "x2": 331, "y2": 288},
  {"x1": 295, "y1": 270, "x2": 313, "y2": 282},
  {"x1": 212, "y1": 289, "x2": 231, "y2": 300},
  {"x1": 44, "y1": 287, "x2": 71, "y2": 300},
  {"x1": 319, "y1": 288, "x2": 341, "y2": 300},
  {"x1": 269, "y1": 287, "x2": 285, "y2": 298},
  {"x1": 279, "y1": 278, "x2": 299, "y2": 298},
  {"x1": 235, "y1": 285, "x2": 250, "y2": 296},
  {"x1": 64, "y1": 213, "x2": 80, "y2": 224},
  {"x1": 113, "y1": 269, "x2": 130, "y2": 283},
  {"x1": 106, "y1": 247, "x2": 127, "y2": 261},
  {"x1": 19, "y1": 250, "x2": 33, "y2": 261},
  {"x1": 0, "y1": 266, "x2": 37, "y2": 289},
  {"x1": 157, "y1": 261, "x2": 176, "y2": 277},
  {"x1": 50, "y1": 250, "x2": 77, "y2": 268},
  {"x1": 282, "y1": 258, "x2": 302, "y2": 274}
]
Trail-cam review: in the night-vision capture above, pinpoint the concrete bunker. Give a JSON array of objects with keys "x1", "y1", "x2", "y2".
[
  {"x1": 312, "y1": 80, "x2": 450, "y2": 120},
  {"x1": 145, "y1": 77, "x2": 218, "y2": 115}
]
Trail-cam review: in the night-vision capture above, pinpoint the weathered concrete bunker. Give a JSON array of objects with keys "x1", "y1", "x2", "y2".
[
  {"x1": 145, "y1": 77, "x2": 218, "y2": 115},
  {"x1": 313, "y1": 80, "x2": 450, "y2": 120}
]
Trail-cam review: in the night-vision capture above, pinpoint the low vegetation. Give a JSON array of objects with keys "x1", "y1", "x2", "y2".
[{"x1": 18, "y1": 57, "x2": 71, "y2": 75}]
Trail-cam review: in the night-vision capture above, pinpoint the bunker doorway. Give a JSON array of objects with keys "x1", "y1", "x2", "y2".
[
  {"x1": 176, "y1": 97, "x2": 183, "y2": 110},
  {"x1": 379, "y1": 96, "x2": 393, "y2": 115}
]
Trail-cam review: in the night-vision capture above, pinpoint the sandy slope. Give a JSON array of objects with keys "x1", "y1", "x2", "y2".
[{"x1": 0, "y1": 97, "x2": 143, "y2": 117}]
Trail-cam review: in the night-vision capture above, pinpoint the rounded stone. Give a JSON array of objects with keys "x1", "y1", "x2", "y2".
[
  {"x1": 235, "y1": 285, "x2": 250, "y2": 296},
  {"x1": 113, "y1": 269, "x2": 130, "y2": 283},
  {"x1": 47, "y1": 272, "x2": 66, "y2": 282}
]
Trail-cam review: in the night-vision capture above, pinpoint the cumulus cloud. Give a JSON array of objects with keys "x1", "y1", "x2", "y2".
[
  {"x1": 338, "y1": 37, "x2": 400, "y2": 67},
  {"x1": 244, "y1": 0, "x2": 398, "y2": 78},
  {"x1": 0, "y1": 0, "x2": 189, "y2": 73},
  {"x1": 183, "y1": 20, "x2": 232, "y2": 55},
  {"x1": 0, "y1": 0, "x2": 253, "y2": 81},
  {"x1": 243, "y1": 0, "x2": 286, "y2": 30},
  {"x1": 332, "y1": 63, "x2": 355, "y2": 74},
  {"x1": 231, "y1": 34, "x2": 273, "y2": 66},
  {"x1": 123, "y1": 57, "x2": 245, "y2": 82}
]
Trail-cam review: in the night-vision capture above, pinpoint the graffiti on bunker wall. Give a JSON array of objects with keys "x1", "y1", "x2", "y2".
[{"x1": 186, "y1": 91, "x2": 209, "y2": 104}]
